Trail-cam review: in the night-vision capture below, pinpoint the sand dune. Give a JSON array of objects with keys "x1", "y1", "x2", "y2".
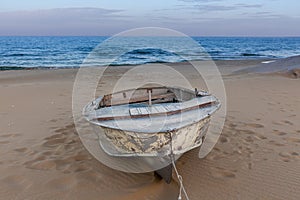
[
  {"x1": 234, "y1": 55, "x2": 300, "y2": 78},
  {"x1": 0, "y1": 61, "x2": 299, "y2": 199}
]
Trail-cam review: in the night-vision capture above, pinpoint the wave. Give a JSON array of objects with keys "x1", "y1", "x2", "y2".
[
  {"x1": 0, "y1": 66, "x2": 32, "y2": 70},
  {"x1": 240, "y1": 53, "x2": 264, "y2": 57},
  {"x1": 127, "y1": 48, "x2": 174, "y2": 56},
  {"x1": 0, "y1": 66, "x2": 61, "y2": 70},
  {"x1": 74, "y1": 47, "x2": 94, "y2": 52},
  {"x1": 5, "y1": 53, "x2": 41, "y2": 57}
]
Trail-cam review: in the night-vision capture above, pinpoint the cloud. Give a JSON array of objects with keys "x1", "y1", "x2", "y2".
[
  {"x1": 156, "y1": 2, "x2": 263, "y2": 13},
  {"x1": 0, "y1": 7, "x2": 125, "y2": 19},
  {"x1": 193, "y1": 4, "x2": 236, "y2": 12},
  {"x1": 0, "y1": 6, "x2": 299, "y2": 36},
  {"x1": 164, "y1": 16, "x2": 300, "y2": 36},
  {"x1": 235, "y1": 3, "x2": 262, "y2": 8},
  {"x1": 0, "y1": 7, "x2": 130, "y2": 35},
  {"x1": 244, "y1": 12, "x2": 284, "y2": 19},
  {"x1": 190, "y1": 3, "x2": 263, "y2": 12}
]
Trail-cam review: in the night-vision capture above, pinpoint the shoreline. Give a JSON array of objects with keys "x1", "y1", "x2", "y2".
[{"x1": 0, "y1": 58, "x2": 271, "y2": 71}]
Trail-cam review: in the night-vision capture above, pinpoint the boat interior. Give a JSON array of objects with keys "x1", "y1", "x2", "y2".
[{"x1": 98, "y1": 87, "x2": 197, "y2": 109}]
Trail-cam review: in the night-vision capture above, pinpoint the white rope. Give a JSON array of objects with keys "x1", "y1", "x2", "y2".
[
  {"x1": 172, "y1": 160, "x2": 190, "y2": 200},
  {"x1": 169, "y1": 132, "x2": 190, "y2": 200}
]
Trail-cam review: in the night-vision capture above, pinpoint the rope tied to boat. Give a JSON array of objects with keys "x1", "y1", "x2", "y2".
[{"x1": 168, "y1": 132, "x2": 190, "y2": 200}]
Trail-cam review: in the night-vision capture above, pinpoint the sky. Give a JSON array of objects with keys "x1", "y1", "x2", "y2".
[{"x1": 0, "y1": 0, "x2": 300, "y2": 36}]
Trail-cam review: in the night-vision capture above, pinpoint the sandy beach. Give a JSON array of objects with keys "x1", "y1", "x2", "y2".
[{"x1": 0, "y1": 60, "x2": 299, "y2": 200}]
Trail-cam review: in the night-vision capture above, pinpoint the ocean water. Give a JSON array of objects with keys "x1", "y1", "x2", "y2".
[{"x1": 1, "y1": 36, "x2": 300, "y2": 69}]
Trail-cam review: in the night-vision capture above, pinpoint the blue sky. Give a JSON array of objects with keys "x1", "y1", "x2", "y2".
[{"x1": 0, "y1": 0, "x2": 299, "y2": 36}]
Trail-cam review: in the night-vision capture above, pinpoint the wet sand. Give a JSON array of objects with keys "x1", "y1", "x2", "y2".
[{"x1": 0, "y1": 60, "x2": 299, "y2": 200}]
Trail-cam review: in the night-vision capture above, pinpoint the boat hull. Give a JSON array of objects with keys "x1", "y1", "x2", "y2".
[{"x1": 93, "y1": 117, "x2": 210, "y2": 157}]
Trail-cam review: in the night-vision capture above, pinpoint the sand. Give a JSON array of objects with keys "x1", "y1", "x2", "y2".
[{"x1": 0, "y1": 60, "x2": 299, "y2": 200}]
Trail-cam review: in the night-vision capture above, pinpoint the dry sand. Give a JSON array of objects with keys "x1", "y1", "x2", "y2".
[{"x1": 0, "y1": 60, "x2": 299, "y2": 200}]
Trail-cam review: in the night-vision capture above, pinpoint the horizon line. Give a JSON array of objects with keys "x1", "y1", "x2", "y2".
[{"x1": 1, "y1": 35, "x2": 300, "y2": 37}]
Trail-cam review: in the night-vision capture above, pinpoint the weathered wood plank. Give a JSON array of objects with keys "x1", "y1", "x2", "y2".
[
  {"x1": 129, "y1": 108, "x2": 139, "y2": 116},
  {"x1": 107, "y1": 92, "x2": 176, "y2": 107},
  {"x1": 154, "y1": 105, "x2": 167, "y2": 113},
  {"x1": 139, "y1": 107, "x2": 150, "y2": 115},
  {"x1": 100, "y1": 97, "x2": 217, "y2": 120}
]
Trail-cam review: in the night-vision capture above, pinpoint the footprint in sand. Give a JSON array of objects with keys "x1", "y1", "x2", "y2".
[
  {"x1": 268, "y1": 140, "x2": 285, "y2": 147},
  {"x1": 254, "y1": 134, "x2": 267, "y2": 140},
  {"x1": 273, "y1": 130, "x2": 288, "y2": 136},
  {"x1": 241, "y1": 129, "x2": 256, "y2": 135},
  {"x1": 219, "y1": 136, "x2": 229, "y2": 144},
  {"x1": 206, "y1": 152, "x2": 226, "y2": 161},
  {"x1": 282, "y1": 120, "x2": 294, "y2": 126},
  {"x1": 63, "y1": 162, "x2": 91, "y2": 173},
  {"x1": 279, "y1": 152, "x2": 291, "y2": 158},
  {"x1": 0, "y1": 140, "x2": 10, "y2": 145},
  {"x1": 49, "y1": 119, "x2": 58, "y2": 123},
  {"x1": 23, "y1": 123, "x2": 92, "y2": 174},
  {"x1": 291, "y1": 152, "x2": 299, "y2": 156},
  {"x1": 0, "y1": 134, "x2": 12, "y2": 138},
  {"x1": 54, "y1": 124, "x2": 76, "y2": 134},
  {"x1": 279, "y1": 152, "x2": 300, "y2": 162},
  {"x1": 228, "y1": 122, "x2": 238, "y2": 129},
  {"x1": 279, "y1": 108, "x2": 286, "y2": 113},
  {"x1": 247, "y1": 123, "x2": 264, "y2": 128},
  {"x1": 285, "y1": 137, "x2": 300, "y2": 144},
  {"x1": 42, "y1": 137, "x2": 66, "y2": 147},
  {"x1": 247, "y1": 162, "x2": 254, "y2": 170},
  {"x1": 25, "y1": 159, "x2": 57, "y2": 170},
  {"x1": 0, "y1": 133, "x2": 22, "y2": 138},
  {"x1": 267, "y1": 102, "x2": 276, "y2": 106},
  {"x1": 278, "y1": 152, "x2": 291, "y2": 162},
  {"x1": 244, "y1": 136, "x2": 254, "y2": 143},
  {"x1": 272, "y1": 121, "x2": 282, "y2": 126},
  {"x1": 209, "y1": 167, "x2": 236, "y2": 179},
  {"x1": 14, "y1": 147, "x2": 28, "y2": 153},
  {"x1": 41, "y1": 151, "x2": 53, "y2": 156}
]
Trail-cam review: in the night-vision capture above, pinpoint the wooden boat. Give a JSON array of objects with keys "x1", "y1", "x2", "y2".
[{"x1": 83, "y1": 86, "x2": 220, "y2": 182}]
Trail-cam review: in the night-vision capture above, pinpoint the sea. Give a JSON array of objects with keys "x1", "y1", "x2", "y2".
[{"x1": 1, "y1": 36, "x2": 300, "y2": 70}]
